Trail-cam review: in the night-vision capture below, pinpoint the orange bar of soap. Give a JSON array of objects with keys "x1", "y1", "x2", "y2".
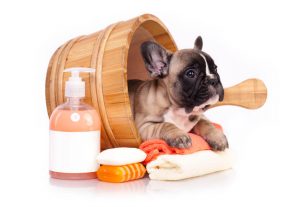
[{"x1": 97, "y1": 163, "x2": 146, "y2": 183}]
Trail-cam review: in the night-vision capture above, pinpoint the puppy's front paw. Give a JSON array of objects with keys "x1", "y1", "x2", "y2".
[
  {"x1": 164, "y1": 134, "x2": 192, "y2": 149},
  {"x1": 204, "y1": 129, "x2": 229, "y2": 151}
]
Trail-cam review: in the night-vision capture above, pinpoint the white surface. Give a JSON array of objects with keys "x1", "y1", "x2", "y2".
[
  {"x1": 147, "y1": 149, "x2": 233, "y2": 180},
  {"x1": 96, "y1": 147, "x2": 146, "y2": 166},
  {"x1": 49, "y1": 130, "x2": 100, "y2": 172},
  {"x1": 0, "y1": 0, "x2": 299, "y2": 207}
]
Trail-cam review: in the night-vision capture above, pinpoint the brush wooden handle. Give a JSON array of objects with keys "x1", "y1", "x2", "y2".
[{"x1": 211, "y1": 79, "x2": 267, "y2": 109}]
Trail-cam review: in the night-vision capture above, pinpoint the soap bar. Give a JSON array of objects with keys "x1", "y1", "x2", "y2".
[
  {"x1": 96, "y1": 147, "x2": 147, "y2": 166},
  {"x1": 97, "y1": 163, "x2": 146, "y2": 183}
]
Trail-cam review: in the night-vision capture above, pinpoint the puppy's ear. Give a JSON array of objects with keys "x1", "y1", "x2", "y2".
[
  {"x1": 140, "y1": 41, "x2": 172, "y2": 78},
  {"x1": 194, "y1": 36, "x2": 203, "y2": 51}
]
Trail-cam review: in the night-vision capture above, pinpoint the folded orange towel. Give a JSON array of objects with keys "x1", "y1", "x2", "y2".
[
  {"x1": 139, "y1": 133, "x2": 211, "y2": 165},
  {"x1": 139, "y1": 139, "x2": 173, "y2": 165}
]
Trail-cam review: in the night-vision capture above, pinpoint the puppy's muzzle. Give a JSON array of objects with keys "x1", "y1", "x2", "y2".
[
  {"x1": 208, "y1": 78, "x2": 218, "y2": 87},
  {"x1": 207, "y1": 77, "x2": 224, "y2": 102}
]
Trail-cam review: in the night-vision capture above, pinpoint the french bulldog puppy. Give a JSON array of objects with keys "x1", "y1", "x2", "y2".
[{"x1": 128, "y1": 36, "x2": 229, "y2": 151}]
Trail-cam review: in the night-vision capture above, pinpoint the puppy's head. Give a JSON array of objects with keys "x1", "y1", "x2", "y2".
[{"x1": 141, "y1": 36, "x2": 224, "y2": 113}]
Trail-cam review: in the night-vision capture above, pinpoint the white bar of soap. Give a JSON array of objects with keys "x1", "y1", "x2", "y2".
[{"x1": 96, "y1": 147, "x2": 147, "y2": 166}]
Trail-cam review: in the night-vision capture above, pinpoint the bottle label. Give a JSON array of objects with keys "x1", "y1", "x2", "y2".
[{"x1": 49, "y1": 130, "x2": 100, "y2": 173}]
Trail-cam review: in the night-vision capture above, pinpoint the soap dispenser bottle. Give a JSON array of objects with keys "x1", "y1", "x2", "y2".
[{"x1": 49, "y1": 67, "x2": 101, "y2": 180}]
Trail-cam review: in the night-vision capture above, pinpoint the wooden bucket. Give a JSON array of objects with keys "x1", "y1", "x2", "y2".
[
  {"x1": 45, "y1": 14, "x2": 267, "y2": 150},
  {"x1": 45, "y1": 14, "x2": 178, "y2": 149}
]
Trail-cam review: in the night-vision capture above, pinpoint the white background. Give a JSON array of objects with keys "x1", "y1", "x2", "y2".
[{"x1": 0, "y1": 0, "x2": 299, "y2": 206}]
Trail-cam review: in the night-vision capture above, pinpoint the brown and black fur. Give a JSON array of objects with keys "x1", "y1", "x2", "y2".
[{"x1": 128, "y1": 36, "x2": 229, "y2": 150}]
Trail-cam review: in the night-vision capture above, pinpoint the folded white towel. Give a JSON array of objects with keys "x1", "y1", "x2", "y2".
[
  {"x1": 146, "y1": 149, "x2": 233, "y2": 180},
  {"x1": 96, "y1": 147, "x2": 147, "y2": 166}
]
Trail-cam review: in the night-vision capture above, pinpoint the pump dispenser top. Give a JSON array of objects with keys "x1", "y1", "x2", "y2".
[{"x1": 64, "y1": 67, "x2": 95, "y2": 98}]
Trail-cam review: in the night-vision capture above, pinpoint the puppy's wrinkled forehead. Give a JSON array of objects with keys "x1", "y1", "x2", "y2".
[{"x1": 169, "y1": 49, "x2": 207, "y2": 74}]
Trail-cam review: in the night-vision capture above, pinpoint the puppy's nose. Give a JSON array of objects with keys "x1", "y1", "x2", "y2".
[{"x1": 208, "y1": 78, "x2": 218, "y2": 86}]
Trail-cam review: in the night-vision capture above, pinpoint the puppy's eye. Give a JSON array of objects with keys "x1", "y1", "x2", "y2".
[{"x1": 185, "y1": 69, "x2": 196, "y2": 78}]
